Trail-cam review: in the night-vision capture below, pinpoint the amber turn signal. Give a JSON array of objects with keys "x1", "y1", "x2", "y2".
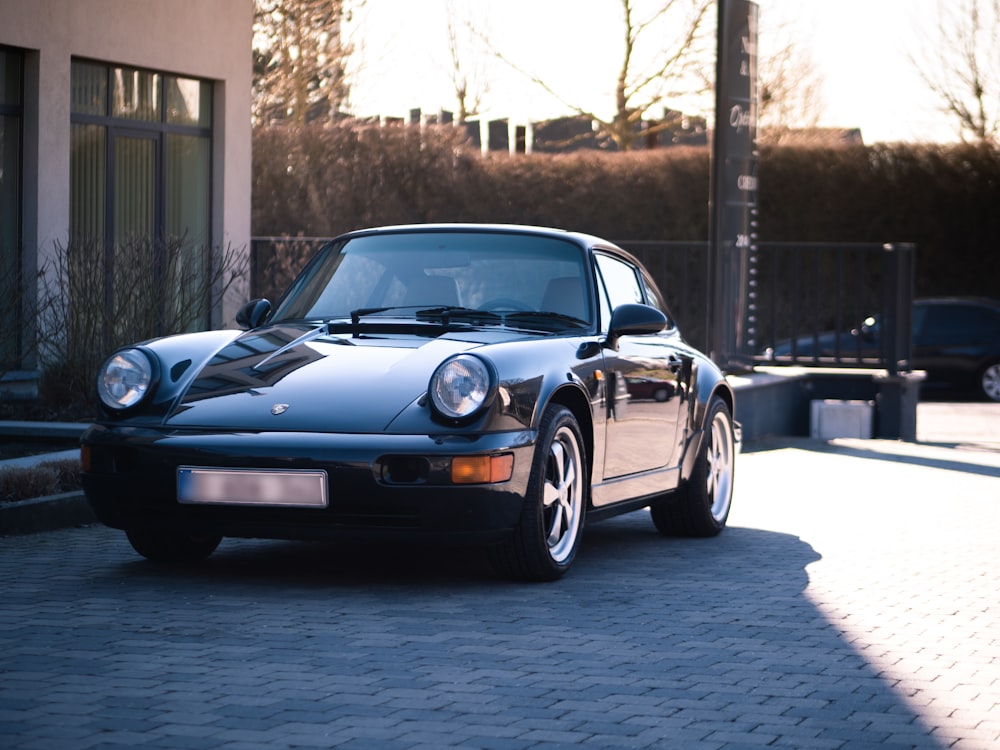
[{"x1": 451, "y1": 454, "x2": 514, "y2": 484}]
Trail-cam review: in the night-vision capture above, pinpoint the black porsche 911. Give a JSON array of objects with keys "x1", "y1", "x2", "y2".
[{"x1": 81, "y1": 224, "x2": 737, "y2": 581}]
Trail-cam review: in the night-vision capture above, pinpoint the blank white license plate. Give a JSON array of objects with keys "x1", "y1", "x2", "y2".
[{"x1": 177, "y1": 467, "x2": 328, "y2": 507}]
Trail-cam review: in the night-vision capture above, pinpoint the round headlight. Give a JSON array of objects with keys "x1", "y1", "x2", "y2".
[
  {"x1": 97, "y1": 348, "x2": 154, "y2": 410},
  {"x1": 429, "y1": 355, "x2": 494, "y2": 420}
]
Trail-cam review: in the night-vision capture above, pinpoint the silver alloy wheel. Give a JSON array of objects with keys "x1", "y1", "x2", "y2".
[
  {"x1": 705, "y1": 409, "x2": 735, "y2": 523},
  {"x1": 982, "y1": 363, "x2": 1000, "y2": 402},
  {"x1": 542, "y1": 425, "x2": 584, "y2": 564}
]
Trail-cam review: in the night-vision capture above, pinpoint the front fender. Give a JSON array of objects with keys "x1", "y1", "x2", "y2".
[
  {"x1": 96, "y1": 329, "x2": 243, "y2": 423},
  {"x1": 679, "y1": 355, "x2": 735, "y2": 482}
]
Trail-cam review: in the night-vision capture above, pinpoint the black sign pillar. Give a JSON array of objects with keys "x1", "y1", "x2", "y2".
[{"x1": 708, "y1": 0, "x2": 759, "y2": 371}]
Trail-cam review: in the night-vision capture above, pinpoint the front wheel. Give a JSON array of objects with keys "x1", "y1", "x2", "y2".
[
  {"x1": 979, "y1": 362, "x2": 1000, "y2": 402},
  {"x1": 650, "y1": 396, "x2": 735, "y2": 537},
  {"x1": 489, "y1": 405, "x2": 587, "y2": 581},
  {"x1": 126, "y1": 528, "x2": 222, "y2": 562}
]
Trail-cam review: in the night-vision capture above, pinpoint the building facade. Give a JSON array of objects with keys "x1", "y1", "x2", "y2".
[{"x1": 1, "y1": 0, "x2": 252, "y2": 395}]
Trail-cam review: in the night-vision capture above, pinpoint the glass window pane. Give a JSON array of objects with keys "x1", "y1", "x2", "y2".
[
  {"x1": 167, "y1": 77, "x2": 212, "y2": 127},
  {"x1": 1, "y1": 49, "x2": 23, "y2": 106},
  {"x1": 1, "y1": 49, "x2": 23, "y2": 367},
  {"x1": 113, "y1": 135, "x2": 156, "y2": 243},
  {"x1": 70, "y1": 123, "x2": 106, "y2": 242},
  {"x1": 166, "y1": 133, "x2": 210, "y2": 245},
  {"x1": 1, "y1": 114, "x2": 20, "y2": 366},
  {"x1": 596, "y1": 254, "x2": 644, "y2": 309},
  {"x1": 112, "y1": 67, "x2": 161, "y2": 121},
  {"x1": 167, "y1": 133, "x2": 211, "y2": 330},
  {"x1": 1, "y1": 115, "x2": 20, "y2": 247},
  {"x1": 71, "y1": 60, "x2": 107, "y2": 116}
]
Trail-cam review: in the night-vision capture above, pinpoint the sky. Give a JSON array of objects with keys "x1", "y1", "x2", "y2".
[{"x1": 343, "y1": 0, "x2": 963, "y2": 145}]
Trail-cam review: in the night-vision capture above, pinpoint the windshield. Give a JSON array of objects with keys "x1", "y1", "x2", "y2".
[{"x1": 271, "y1": 231, "x2": 592, "y2": 328}]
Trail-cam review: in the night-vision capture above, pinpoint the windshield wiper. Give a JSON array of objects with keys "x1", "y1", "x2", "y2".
[
  {"x1": 349, "y1": 305, "x2": 417, "y2": 325},
  {"x1": 343, "y1": 305, "x2": 582, "y2": 334},
  {"x1": 414, "y1": 306, "x2": 504, "y2": 325},
  {"x1": 504, "y1": 311, "x2": 589, "y2": 329},
  {"x1": 342, "y1": 305, "x2": 495, "y2": 337}
]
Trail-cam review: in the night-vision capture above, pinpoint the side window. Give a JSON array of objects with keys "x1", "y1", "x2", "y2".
[
  {"x1": 595, "y1": 253, "x2": 644, "y2": 310},
  {"x1": 922, "y1": 304, "x2": 1000, "y2": 344},
  {"x1": 640, "y1": 271, "x2": 667, "y2": 315}
]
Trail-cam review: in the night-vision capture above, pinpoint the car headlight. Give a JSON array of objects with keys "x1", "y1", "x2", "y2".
[
  {"x1": 429, "y1": 355, "x2": 495, "y2": 421},
  {"x1": 97, "y1": 348, "x2": 155, "y2": 410}
]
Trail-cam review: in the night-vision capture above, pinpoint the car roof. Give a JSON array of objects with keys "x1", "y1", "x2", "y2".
[{"x1": 335, "y1": 223, "x2": 622, "y2": 252}]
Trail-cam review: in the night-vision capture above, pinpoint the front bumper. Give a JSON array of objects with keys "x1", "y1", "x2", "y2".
[{"x1": 81, "y1": 423, "x2": 536, "y2": 543}]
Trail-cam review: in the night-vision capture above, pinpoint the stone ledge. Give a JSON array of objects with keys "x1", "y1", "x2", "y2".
[
  {"x1": 0, "y1": 491, "x2": 94, "y2": 537},
  {"x1": 0, "y1": 421, "x2": 89, "y2": 440}
]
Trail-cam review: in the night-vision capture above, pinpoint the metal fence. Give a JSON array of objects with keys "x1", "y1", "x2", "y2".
[
  {"x1": 620, "y1": 240, "x2": 915, "y2": 376},
  {"x1": 250, "y1": 237, "x2": 915, "y2": 375},
  {"x1": 753, "y1": 242, "x2": 915, "y2": 377}
]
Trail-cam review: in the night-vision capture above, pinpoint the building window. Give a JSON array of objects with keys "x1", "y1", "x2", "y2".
[
  {"x1": 70, "y1": 59, "x2": 213, "y2": 331},
  {"x1": 1, "y1": 47, "x2": 23, "y2": 368}
]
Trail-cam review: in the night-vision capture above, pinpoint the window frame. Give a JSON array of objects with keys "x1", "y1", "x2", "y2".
[
  {"x1": 70, "y1": 58, "x2": 213, "y2": 249},
  {"x1": 70, "y1": 59, "x2": 215, "y2": 333}
]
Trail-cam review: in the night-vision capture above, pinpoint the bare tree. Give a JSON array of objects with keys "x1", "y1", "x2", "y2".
[
  {"x1": 444, "y1": 0, "x2": 488, "y2": 123},
  {"x1": 915, "y1": 0, "x2": 999, "y2": 143},
  {"x1": 253, "y1": 0, "x2": 357, "y2": 126},
  {"x1": 756, "y1": 17, "x2": 825, "y2": 143},
  {"x1": 473, "y1": 0, "x2": 714, "y2": 150}
]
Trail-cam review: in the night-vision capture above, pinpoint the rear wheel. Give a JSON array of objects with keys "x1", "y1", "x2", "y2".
[
  {"x1": 651, "y1": 396, "x2": 735, "y2": 537},
  {"x1": 489, "y1": 405, "x2": 586, "y2": 581},
  {"x1": 980, "y1": 362, "x2": 1000, "y2": 402},
  {"x1": 126, "y1": 528, "x2": 222, "y2": 562}
]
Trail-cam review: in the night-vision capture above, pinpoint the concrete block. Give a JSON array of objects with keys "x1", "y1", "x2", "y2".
[{"x1": 810, "y1": 399, "x2": 874, "y2": 439}]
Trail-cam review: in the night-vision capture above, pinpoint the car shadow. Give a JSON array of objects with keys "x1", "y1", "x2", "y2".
[{"x1": 101, "y1": 512, "x2": 943, "y2": 747}]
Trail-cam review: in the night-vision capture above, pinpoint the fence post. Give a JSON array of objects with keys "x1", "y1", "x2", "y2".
[{"x1": 880, "y1": 242, "x2": 916, "y2": 377}]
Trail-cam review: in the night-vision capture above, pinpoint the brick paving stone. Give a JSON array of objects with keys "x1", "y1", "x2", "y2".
[{"x1": 2, "y1": 413, "x2": 999, "y2": 749}]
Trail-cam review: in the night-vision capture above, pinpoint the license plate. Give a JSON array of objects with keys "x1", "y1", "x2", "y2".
[{"x1": 177, "y1": 467, "x2": 328, "y2": 507}]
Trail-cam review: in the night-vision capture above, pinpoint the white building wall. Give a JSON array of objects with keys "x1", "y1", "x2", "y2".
[{"x1": 0, "y1": 0, "x2": 252, "y2": 329}]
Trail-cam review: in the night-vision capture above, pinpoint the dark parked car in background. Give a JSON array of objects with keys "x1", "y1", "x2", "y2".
[
  {"x1": 769, "y1": 297, "x2": 1000, "y2": 401},
  {"x1": 81, "y1": 224, "x2": 737, "y2": 581}
]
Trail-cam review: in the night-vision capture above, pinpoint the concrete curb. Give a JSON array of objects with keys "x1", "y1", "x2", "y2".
[
  {"x1": 0, "y1": 421, "x2": 89, "y2": 536},
  {"x1": 0, "y1": 421, "x2": 88, "y2": 440},
  {"x1": 0, "y1": 490, "x2": 94, "y2": 536}
]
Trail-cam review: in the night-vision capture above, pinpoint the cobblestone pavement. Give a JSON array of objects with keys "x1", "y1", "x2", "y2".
[{"x1": 1, "y1": 404, "x2": 998, "y2": 749}]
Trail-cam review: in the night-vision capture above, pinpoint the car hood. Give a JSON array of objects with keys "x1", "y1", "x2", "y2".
[{"x1": 164, "y1": 323, "x2": 512, "y2": 432}]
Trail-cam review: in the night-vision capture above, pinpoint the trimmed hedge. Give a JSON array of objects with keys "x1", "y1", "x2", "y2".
[
  {"x1": 253, "y1": 124, "x2": 1000, "y2": 299},
  {"x1": 759, "y1": 143, "x2": 1000, "y2": 296}
]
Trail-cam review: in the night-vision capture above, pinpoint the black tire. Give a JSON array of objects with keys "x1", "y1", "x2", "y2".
[
  {"x1": 650, "y1": 396, "x2": 735, "y2": 537},
  {"x1": 125, "y1": 528, "x2": 222, "y2": 562},
  {"x1": 489, "y1": 405, "x2": 587, "y2": 581}
]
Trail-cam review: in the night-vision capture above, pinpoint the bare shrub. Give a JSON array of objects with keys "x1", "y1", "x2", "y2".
[
  {"x1": 251, "y1": 237, "x2": 328, "y2": 304},
  {"x1": 0, "y1": 458, "x2": 81, "y2": 504},
  {"x1": 37, "y1": 237, "x2": 248, "y2": 409},
  {"x1": 0, "y1": 263, "x2": 58, "y2": 384},
  {"x1": 0, "y1": 465, "x2": 59, "y2": 504}
]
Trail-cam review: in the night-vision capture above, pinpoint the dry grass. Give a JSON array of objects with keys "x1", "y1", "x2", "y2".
[{"x1": 0, "y1": 458, "x2": 81, "y2": 504}]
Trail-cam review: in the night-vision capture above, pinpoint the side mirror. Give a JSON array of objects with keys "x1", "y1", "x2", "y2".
[
  {"x1": 236, "y1": 298, "x2": 272, "y2": 329},
  {"x1": 604, "y1": 303, "x2": 668, "y2": 350},
  {"x1": 857, "y1": 316, "x2": 878, "y2": 342}
]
